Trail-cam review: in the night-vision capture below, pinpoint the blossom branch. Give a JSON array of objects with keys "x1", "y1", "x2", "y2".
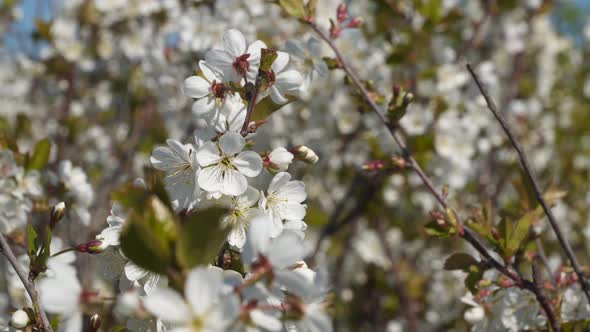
[
  {"x1": 307, "y1": 21, "x2": 562, "y2": 326},
  {"x1": 240, "y1": 76, "x2": 262, "y2": 135},
  {"x1": 467, "y1": 63, "x2": 590, "y2": 304},
  {"x1": 0, "y1": 233, "x2": 53, "y2": 332}
]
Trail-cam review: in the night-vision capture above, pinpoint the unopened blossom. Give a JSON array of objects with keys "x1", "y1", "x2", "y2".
[
  {"x1": 10, "y1": 309, "x2": 29, "y2": 329},
  {"x1": 266, "y1": 51, "x2": 303, "y2": 105},
  {"x1": 205, "y1": 29, "x2": 266, "y2": 83},
  {"x1": 150, "y1": 139, "x2": 201, "y2": 211},
  {"x1": 259, "y1": 172, "x2": 307, "y2": 236},
  {"x1": 197, "y1": 132, "x2": 262, "y2": 196},
  {"x1": 267, "y1": 147, "x2": 293, "y2": 172},
  {"x1": 144, "y1": 266, "x2": 238, "y2": 332}
]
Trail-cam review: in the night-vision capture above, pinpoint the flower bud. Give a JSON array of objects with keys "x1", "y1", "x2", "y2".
[
  {"x1": 267, "y1": 147, "x2": 294, "y2": 172},
  {"x1": 291, "y1": 145, "x2": 319, "y2": 164},
  {"x1": 346, "y1": 17, "x2": 364, "y2": 28},
  {"x1": 50, "y1": 201, "x2": 66, "y2": 229},
  {"x1": 77, "y1": 240, "x2": 108, "y2": 254},
  {"x1": 10, "y1": 309, "x2": 30, "y2": 328},
  {"x1": 89, "y1": 313, "x2": 102, "y2": 331}
]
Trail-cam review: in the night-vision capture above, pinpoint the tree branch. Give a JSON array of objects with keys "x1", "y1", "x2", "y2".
[
  {"x1": 0, "y1": 233, "x2": 53, "y2": 332},
  {"x1": 467, "y1": 63, "x2": 590, "y2": 305},
  {"x1": 307, "y1": 22, "x2": 562, "y2": 328}
]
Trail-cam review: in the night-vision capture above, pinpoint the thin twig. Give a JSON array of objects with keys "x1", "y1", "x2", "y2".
[
  {"x1": 530, "y1": 259, "x2": 560, "y2": 331},
  {"x1": 0, "y1": 233, "x2": 53, "y2": 332},
  {"x1": 467, "y1": 63, "x2": 590, "y2": 304},
  {"x1": 240, "y1": 77, "x2": 262, "y2": 135}
]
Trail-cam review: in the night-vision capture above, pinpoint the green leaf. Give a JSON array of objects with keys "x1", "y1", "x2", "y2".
[
  {"x1": 306, "y1": 0, "x2": 317, "y2": 18},
  {"x1": 27, "y1": 138, "x2": 51, "y2": 170},
  {"x1": 444, "y1": 253, "x2": 479, "y2": 272},
  {"x1": 424, "y1": 220, "x2": 455, "y2": 238},
  {"x1": 278, "y1": 0, "x2": 306, "y2": 19},
  {"x1": 119, "y1": 196, "x2": 176, "y2": 274},
  {"x1": 259, "y1": 49, "x2": 278, "y2": 72},
  {"x1": 250, "y1": 96, "x2": 295, "y2": 122},
  {"x1": 27, "y1": 224, "x2": 38, "y2": 257},
  {"x1": 176, "y1": 207, "x2": 230, "y2": 270},
  {"x1": 505, "y1": 211, "x2": 535, "y2": 258},
  {"x1": 464, "y1": 265, "x2": 484, "y2": 293}
]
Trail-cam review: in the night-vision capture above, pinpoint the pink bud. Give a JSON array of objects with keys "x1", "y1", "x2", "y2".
[{"x1": 347, "y1": 17, "x2": 364, "y2": 28}]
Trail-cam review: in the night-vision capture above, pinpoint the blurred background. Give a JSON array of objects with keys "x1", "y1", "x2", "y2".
[{"x1": 2, "y1": 0, "x2": 590, "y2": 331}]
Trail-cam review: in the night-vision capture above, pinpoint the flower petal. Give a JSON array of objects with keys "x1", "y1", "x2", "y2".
[
  {"x1": 242, "y1": 215, "x2": 273, "y2": 265},
  {"x1": 268, "y1": 172, "x2": 291, "y2": 193},
  {"x1": 223, "y1": 29, "x2": 246, "y2": 57},
  {"x1": 272, "y1": 51, "x2": 290, "y2": 73},
  {"x1": 197, "y1": 142, "x2": 222, "y2": 167},
  {"x1": 198, "y1": 164, "x2": 224, "y2": 193},
  {"x1": 185, "y1": 266, "x2": 223, "y2": 316},
  {"x1": 219, "y1": 132, "x2": 245, "y2": 156},
  {"x1": 267, "y1": 231, "x2": 305, "y2": 269},
  {"x1": 199, "y1": 60, "x2": 220, "y2": 82},
  {"x1": 276, "y1": 70, "x2": 303, "y2": 92},
  {"x1": 183, "y1": 75, "x2": 211, "y2": 99},
  {"x1": 233, "y1": 151, "x2": 262, "y2": 178},
  {"x1": 222, "y1": 169, "x2": 248, "y2": 196},
  {"x1": 144, "y1": 288, "x2": 191, "y2": 324}
]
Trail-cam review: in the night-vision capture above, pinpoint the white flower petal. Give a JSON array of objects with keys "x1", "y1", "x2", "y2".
[
  {"x1": 219, "y1": 132, "x2": 245, "y2": 156},
  {"x1": 272, "y1": 51, "x2": 290, "y2": 73},
  {"x1": 183, "y1": 75, "x2": 211, "y2": 99},
  {"x1": 124, "y1": 262, "x2": 149, "y2": 282},
  {"x1": 268, "y1": 172, "x2": 291, "y2": 193},
  {"x1": 242, "y1": 215, "x2": 273, "y2": 265},
  {"x1": 185, "y1": 266, "x2": 223, "y2": 316},
  {"x1": 233, "y1": 151, "x2": 263, "y2": 177},
  {"x1": 228, "y1": 225, "x2": 247, "y2": 248},
  {"x1": 223, "y1": 29, "x2": 246, "y2": 57},
  {"x1": 197, "y1": 142, "x2": 222, "y2": 167},
  {"x1": 144, "y1": 289, "x2": 192, "y2": 324},
  {"x1": 222, "y1": 169, "x2": 248, "y2": 196},
  {"x1": 250, "y1": 309, "x2": 282, "y2": 331},
  {"x1": 270, "y1": 86, "x2": 289, "y2": 105},
  {"x1": 198, "y1": 164, "x2": 225, "y2": 193},
  {"x1": 276, "y1": 70, "x2": 303, "y2": 92},
  {"x1": 199, "y1": 60, "x2": 220, "y2": 82},
  {"x1": 267, "y1": 231, "x2": 305, "y2": 269}
]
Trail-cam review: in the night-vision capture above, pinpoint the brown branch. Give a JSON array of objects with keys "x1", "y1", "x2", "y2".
[
  {"x1": 0, "y1": 233, "x2": 53, "y2": 332},
  {"x1": 467, "y1": 63, "x2": 590, "y2": 305},
  {"x1": 529, "y1": 259, "x2": 560, "y2": 332},
  {"x1": 240, "y1": 76, "x2": 262, "y2": 135}
]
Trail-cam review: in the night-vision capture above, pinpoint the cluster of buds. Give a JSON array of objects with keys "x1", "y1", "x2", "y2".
[
  {"x1": 330, "y1": 4, "x2": 363, "y2": 39},
  {"x1": 388, "y1": 84, "x2": 413, "y2": 123},
  {"x1": 362, "y1": 159, "x2": 386, "y2": 171}
]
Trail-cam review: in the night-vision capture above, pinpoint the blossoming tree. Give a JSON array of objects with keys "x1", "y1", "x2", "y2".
[{"x1": 2, "y1": 0, "x2": 590, "y2": 331}]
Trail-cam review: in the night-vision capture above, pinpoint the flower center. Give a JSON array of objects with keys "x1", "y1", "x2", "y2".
[
  {"x1": 211, "y1": 80, "x2": 225, "y2": 98},
  {"x1": 233, "y1": 53, "x2": 251, "y2": 78}
]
